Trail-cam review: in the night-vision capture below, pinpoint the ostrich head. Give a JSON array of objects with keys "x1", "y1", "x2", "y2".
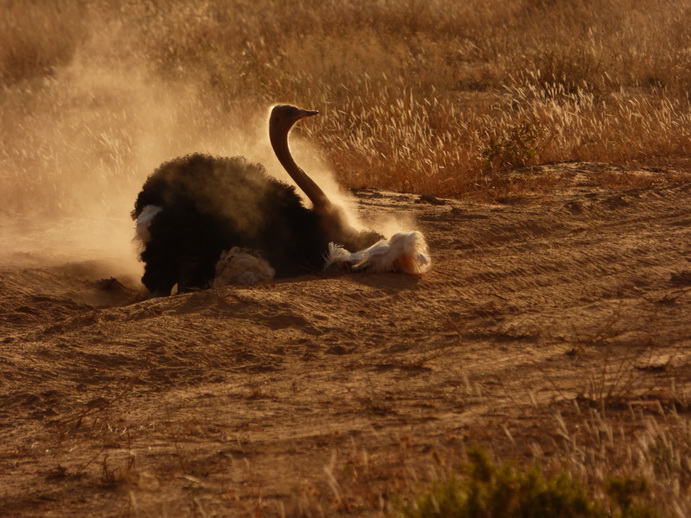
[{"x1": 270, "y1": 104, "x2": 319, "y2": 131}]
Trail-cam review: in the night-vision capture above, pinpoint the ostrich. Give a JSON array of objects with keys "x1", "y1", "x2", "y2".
[{"x1": 132, "y1": 104, "x2": 430, "y2": 296}]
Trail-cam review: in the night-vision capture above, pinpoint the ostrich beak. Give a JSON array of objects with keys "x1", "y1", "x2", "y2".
[{"x1": 295, "y1": 109, "x2": 319, "y2": 120}]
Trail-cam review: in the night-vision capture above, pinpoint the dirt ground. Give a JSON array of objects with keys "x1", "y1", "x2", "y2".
[{"x1": 1, "y1": 162, "x2": 690, "y2": 517}]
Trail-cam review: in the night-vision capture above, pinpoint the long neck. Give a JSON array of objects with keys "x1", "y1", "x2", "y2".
[{"x1": 270, "y1": 123, "x2": 332, "y2": 214}]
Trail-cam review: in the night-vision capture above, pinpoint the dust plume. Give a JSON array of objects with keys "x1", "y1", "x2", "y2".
[{"x1": 0, "y1": 17, "x2": 374, "y2": 286}]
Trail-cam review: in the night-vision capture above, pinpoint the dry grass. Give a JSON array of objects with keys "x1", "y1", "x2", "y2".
[
  {"x1": 1, "y1": 0, "x2": 689, "y2": 216},
  {"x1": 272, "y1": 366, "x2": 690, "y2": 517},
  {"x1": 33, "y1": 362, "x2": 690, "y2": 517}
]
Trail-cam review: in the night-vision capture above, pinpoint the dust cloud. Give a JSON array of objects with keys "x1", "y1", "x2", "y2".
[{"x1": 0, "y1": 19, "x2": 373, "y2": 286}]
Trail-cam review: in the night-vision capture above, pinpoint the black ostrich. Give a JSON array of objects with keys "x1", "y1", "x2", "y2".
[{"x1": 132, "y1": 105, "x2": 382, "y2": 296}]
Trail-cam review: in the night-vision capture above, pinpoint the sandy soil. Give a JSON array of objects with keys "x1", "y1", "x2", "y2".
[{"x1": 1, "y1": 162, "x2": 690, "y2": 517}]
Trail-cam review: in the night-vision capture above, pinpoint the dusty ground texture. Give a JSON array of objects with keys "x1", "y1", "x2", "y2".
[{"x1": 1, "y1": 162, "x2": 690, "y2": 517}]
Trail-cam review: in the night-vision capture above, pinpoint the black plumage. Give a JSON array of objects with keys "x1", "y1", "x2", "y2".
[{"x1": 132, "y1": 105, "x2": 380, "y2": 296}]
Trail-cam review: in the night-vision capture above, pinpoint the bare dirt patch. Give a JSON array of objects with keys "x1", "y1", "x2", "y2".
[{"x1": 1, "y1": 163, "x2": 690, "y2": 517}]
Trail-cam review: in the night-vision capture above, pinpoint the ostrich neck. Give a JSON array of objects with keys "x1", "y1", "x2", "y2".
[{"x1": 270, "y1": 125, "x2": 332, "y2": 213}]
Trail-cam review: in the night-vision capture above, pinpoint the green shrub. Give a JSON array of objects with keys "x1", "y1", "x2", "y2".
[{"x1": 400, "y1": 449, "x2": 656, "y2": 518}]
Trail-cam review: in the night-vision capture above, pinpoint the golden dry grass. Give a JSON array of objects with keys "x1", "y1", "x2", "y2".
[{"x1": 1, "y1": 0, "x2": 689, "y2": 209}]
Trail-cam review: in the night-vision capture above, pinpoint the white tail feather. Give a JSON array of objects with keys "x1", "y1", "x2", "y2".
[
  {"x1": 325, "y1": 231, "x2": 431, "y2": 274},
  {"x1": 135, "y1": 205, "x2": 163, "y2": 244}
]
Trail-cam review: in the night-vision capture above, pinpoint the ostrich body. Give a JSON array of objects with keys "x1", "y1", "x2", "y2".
[{"x1": 132, "y1": 105, "x2": 382, "y2": 296}]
